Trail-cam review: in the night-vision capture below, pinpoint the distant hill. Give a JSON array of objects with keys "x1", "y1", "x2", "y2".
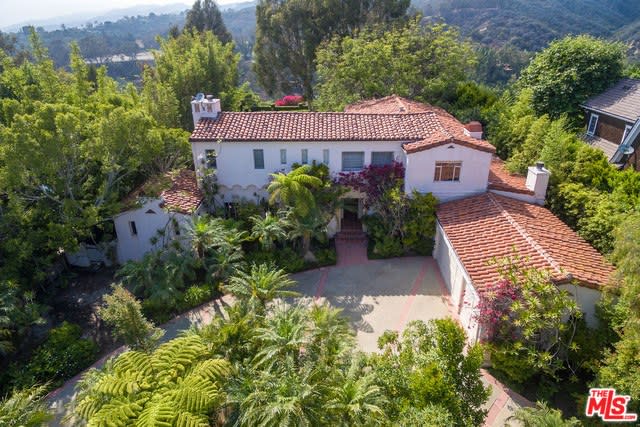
[{"x1": 412, "y1": 0, "x2": 640, "y2": 54}]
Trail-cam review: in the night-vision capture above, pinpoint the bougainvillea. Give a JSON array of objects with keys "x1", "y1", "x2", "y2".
[
  {"x1": 336, "y1": 161, "x2": 405, "y2": 209},
  {"x1": 274, "y1": 95, "x2": 304, "y2": 106},
  {"x1": 474, "y1": 278, "x2": 522, "y2": 342}
]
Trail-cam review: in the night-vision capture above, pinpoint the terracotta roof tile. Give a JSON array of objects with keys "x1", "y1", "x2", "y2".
[
  {"x1": 437, "y1": 193, "x2": 615, "y2": 293},
  {"x1": 488, "y1": 157, "x2": 534, "y2": 195},
  {"x1": 160, "y1": 169, "x2": 203, "y2": 214},
  {"x1": 189, "y1": 97, "x2": 496, "y2": 154}
]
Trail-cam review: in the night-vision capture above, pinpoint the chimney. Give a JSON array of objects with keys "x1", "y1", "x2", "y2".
[
  {"x1": 191, "y1": 93, "x2": 221, "y2": 128},
  {"x1": 526, "y1": 161, "x2": 551, "y2": 205},
  {"x1": 463, "y1": 121, "x2": 483, "y2": 139}
]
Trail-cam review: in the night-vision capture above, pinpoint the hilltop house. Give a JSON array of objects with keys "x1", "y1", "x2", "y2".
[
  {"x1": 582, "y1": 78, "x2": 640, "y2": 169},
  {"x1": 188, "y1": 94, "x2": 614, "y2": 343}
]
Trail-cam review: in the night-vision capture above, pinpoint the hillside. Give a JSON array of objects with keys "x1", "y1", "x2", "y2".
[{"x1": 413, "y1": 0, "x2": 640, "y2": 53}]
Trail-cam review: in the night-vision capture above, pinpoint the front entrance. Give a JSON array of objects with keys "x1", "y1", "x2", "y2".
[{"x1": 342, "y1": 198, "x2": 360, "y2": 222}]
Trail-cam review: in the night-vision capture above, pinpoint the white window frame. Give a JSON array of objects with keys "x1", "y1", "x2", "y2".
[
  {"x1": 280, "y1": 149, "x2": 287, "y2": 165},
  {"x1": 341, "y1": 151, "x2": 365, "y2": 172},
  {"x1": 434, "y1": 161, "x2": 462, "y2": 182},
  {"x1": 323, "y1": 149, "x2": 329, "y2": 165},
  {"x1": 587, "y1": 113, "x2": 599, "y2": 136},
  {"x1": 301, "y1": 149, "x2": 308, "y2": 164},
  {"x1": 622, "y1": 124, "x2": 633, "y2": 143},
  {"x1": 371, "y1": 151, "x2": 394, "y2": 166}
]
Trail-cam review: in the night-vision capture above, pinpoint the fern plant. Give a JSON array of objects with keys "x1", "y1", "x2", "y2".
[{"x1": 71, "y1": 335, "x2": 231, "y2": 426}]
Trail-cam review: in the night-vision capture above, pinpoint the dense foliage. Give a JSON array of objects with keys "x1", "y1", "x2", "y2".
[
  {"x1": 315, "y1": 20, "x2": 475, "y2": 111},
  {"x1": 184, "y1": 0, "x2": 232, "y2": 44},
  {"x1": 518, "y1": 35, "x2": 625, "y2": 120},
  {"x1": 254, "y1": 0, "x2": 410, "y2": 99},
  {"x1": 73, "y1": 266, "x2": 489, "y2": 425}
]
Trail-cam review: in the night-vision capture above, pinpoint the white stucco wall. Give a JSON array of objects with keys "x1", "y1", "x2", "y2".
[
  {"x1": 191, "y1": 140, "x2": 407, "y2": 201},
  {"x1": 558, "y1": 283, "x2": 602, "y2": 328},
  {"x1": 488, "y1": 189, "x2": 537, "y2": 204},
  {"x1": 114, "y1": 199, "x2": 190, "y2": 264},
  {"x1": 405, "y1": 143, "x2": 492, "y2": 202},
  {"x1": 434, "y1": 222, "x2": 481, "y2": 343}
]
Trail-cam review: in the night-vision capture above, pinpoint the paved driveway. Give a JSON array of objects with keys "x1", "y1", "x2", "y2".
[{"x1": 291, "y1": 256, "x2": 452, "y2": 352}]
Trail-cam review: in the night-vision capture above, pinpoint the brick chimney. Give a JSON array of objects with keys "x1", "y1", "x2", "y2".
[
  {"x1": 191, "y1": 93, "x2": 221, "y2": 128},
  {"x1": 526, "y1": 161, "x2": 551, "y2": 205},
  {"x1": 463, "y1": 121, "x2": 483, "y2": 139}
]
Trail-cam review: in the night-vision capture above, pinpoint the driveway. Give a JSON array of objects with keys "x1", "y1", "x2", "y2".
[{"x1": 291, "y1": 256, "x2": 452, "y2": 352}]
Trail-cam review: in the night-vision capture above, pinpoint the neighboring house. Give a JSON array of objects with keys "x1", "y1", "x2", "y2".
[
  {"x1": 581, "y1": 78, "x2": 640, "y2": 168},
  {"x1": 114, "y1": 169, "x2": 203, "y2": 264}
]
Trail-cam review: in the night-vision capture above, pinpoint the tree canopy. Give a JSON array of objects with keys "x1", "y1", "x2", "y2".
[
  {"x1": 253, "y1": 0, "x2": 410, "y2": 100},
  {"x1": 518, "y1": 35, "x2": 626, "y2": 120},
  {"x1": 184, "y1": 0, "x2": 233, "y2": 44},
  {"x1": 314, "y1": 20, "x2": 476, "y2": 111}
]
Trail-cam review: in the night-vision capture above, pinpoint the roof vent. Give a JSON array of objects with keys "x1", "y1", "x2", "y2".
[{"x1": 623, "y1": 85, "x2": 631, "y2": 91}]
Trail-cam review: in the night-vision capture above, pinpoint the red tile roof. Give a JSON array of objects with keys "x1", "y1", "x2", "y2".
[
  {"x1": 344, "y1": 95, "x2": 451, "y2": 116},
  {"x1": 121, "y1": 169, "x2": 203, "y2": 215},
  {"x1": 437, "y1": 193, "x2": 615, "y2": 292},
  {"x1": 160, "y1": 169, "x2": 203, "y2": 214},
  {"x1": 488, "y1": 157, "x2": 534, "y2": 195},
  {"x1": 189, "y1": 97, "x2": 495, "y2": 154}
]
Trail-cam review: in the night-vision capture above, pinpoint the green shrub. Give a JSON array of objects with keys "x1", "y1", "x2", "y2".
[
  {"x1": 490, "y1": 343, "x2": 537, "y2": 384},
  {"x1": 277, "y1": 247, "x2": 306, "y2": 272},
  {"x1": 14, "y1": 322, "x2": 98, "y2": 390},
  {"x1": 373, "y1": 235, "x2": 404, "y2": 258},
  {"x1": 314, "y1": 247, "x2": 337, "y2": 267},
  {"x1": 180, "y1": 284, "x2": 214, "y2": 310}
]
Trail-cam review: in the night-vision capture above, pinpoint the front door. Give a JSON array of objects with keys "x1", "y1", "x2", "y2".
[{"x1": 342, "y1": 198, "x2": 359, "y2": 221}]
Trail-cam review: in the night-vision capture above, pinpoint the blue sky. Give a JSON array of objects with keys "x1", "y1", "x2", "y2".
[{"x1": 1, "y1": 0, "x2": 239, "y2": 29}]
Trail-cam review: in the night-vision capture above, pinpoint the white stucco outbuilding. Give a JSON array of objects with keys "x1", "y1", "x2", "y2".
[{"x1": 114, "y1": 169, "x2": 203, "y2": 264}]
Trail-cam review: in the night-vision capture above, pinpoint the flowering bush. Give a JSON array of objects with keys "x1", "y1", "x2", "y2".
[
  {"x1": 474, "y1": 254, "x2": 582, "y2": 383},
  {"x1": 336, "y1": 162, "x2": 405, "y2": 209},
  {"x1": 274, "y1": 95, "x2": 304, "y2": 106}
]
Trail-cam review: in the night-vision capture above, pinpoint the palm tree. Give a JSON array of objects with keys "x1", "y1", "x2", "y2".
[
  {"x1": 307, "y1": 304, "x2": 355, "y2": 365},
  {"x1": 288, "y1": 210, "x2": 328, "y2": 258},
  {"x1": 327, "y1": 357, "x2": 388, "y2": 426},
  {"x1": 267, "y1": 165, "x2": 322, "y2": 218},
  {"x1": 508, "y1": 402, "x2": 581, "y2": 427},
  {"x1": 250, "y1": 212, "x2": 288, "y2": 251},
  {"x1": 223, "y1": 263, "x2": 299, "y2": 312},
  {"x1": 0, "y1": 385, "x2": 53, "y2": 427},
  {"x1": 182, "y1": 216, "x2": 222, "y2": 260},
  {"x1": 252, "y1": 304, "x2": 309, "y2": 369}
]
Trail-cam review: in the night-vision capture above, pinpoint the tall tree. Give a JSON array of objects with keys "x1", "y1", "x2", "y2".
[
  {"x1": 314, "y1": 20, "x2": 476, "y2": 111},
  {"x1": 267, "y1": 165, "x2": 322, "y2": 218},
  {"x1": 518, "y1": 35, "x2": 625, "y2": 120},
  {"x1": 152, "y1": 30, "x2": 239, "y2": 130},
  {"x1": 184, "y1": 0, "x2": 233, "y2": 44},
  {"x1": 254, "y1": 0, "x2": 410, "y2": 100}
]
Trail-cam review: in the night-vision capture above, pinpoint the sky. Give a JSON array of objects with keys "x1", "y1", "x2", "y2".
[{"x1": 1, "y1": 0, "x2": 240, "y2": 29}]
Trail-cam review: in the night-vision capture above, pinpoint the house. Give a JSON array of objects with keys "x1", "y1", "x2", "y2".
[
  {"x1": 188, "y1": 95, "x2": 551, "y2": 223},
  {"x1": 187, "y1": 94, "x2": 615, "y2": 343},
  {"x1": 581, "y1": 78, "x2": 640, "y2": 168},
  {"x1": 114, "y1": 169, "x2": 203, "y2": 264}
]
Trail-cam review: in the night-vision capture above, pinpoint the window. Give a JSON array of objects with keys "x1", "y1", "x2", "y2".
[
  {"x1": 371, "y1": 151, "x2": 394, "y2": 166},
  {"x1": 622, "y1": 124, "x2": 633, "y2": 143},
  {"x1": 323, "y1": 149, "x2": 329, "y2": 165},
  {"x1": 434, "y1": 161, "x2": 462, "y2": 182},
  {"x1": 280, "y1": 149, "x2": 287, "y2": 164},
  {"x1": 587, "y1": 113, "x2": 599, "y2": 136},
  {"x1": 205, "y1": 149, "x2": 217, "y2": 169},
  {"x1": 341, "y1": 151, "x2": 365, "y2": 171},
  {"x1": 301, "y1": 149, "x2": 308, "y2": 164},
  {"x1": 129, "y1": 221, "x2": 138, "y2": 236},
  {"x1": 253, "y1": 149, "x2": 264, "y2": 169}
]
